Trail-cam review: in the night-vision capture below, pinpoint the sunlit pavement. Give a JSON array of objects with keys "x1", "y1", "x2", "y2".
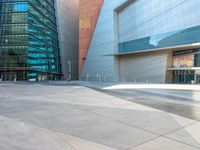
[
  {"x1": 103, "y1": 84, "x2": 200, "y2": 102},
  {"x1": 75, "y1": 81, "x2": 200, "y2": 120},
  {"x1": 78, "y1": 82, "x2": 200, "y2": 102},
  {"x1": 0, "y1": 82, "x2": 200, "y2": 150}
]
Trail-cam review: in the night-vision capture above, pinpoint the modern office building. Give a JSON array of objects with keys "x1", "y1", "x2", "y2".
[
  {"x1": 79, "y1": 0, "x2": 200, "y2": 84},
  {"x1": 0, "y1": 0, "x2": 62, "y2": 81},
  {"x1": 0, "y1": 0, "x2": 79, "y2": 81}
]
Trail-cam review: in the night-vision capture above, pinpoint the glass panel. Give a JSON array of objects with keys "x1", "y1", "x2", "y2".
[
  {"x1": 119, "y1": 26, "x2": 200, "y2": 53},
  {"x1": 0, "y1": 0, "x2": 61, "y2": 80}
]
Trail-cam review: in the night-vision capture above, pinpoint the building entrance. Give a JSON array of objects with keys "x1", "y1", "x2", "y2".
[
  {"x1": 196, "y1": 70, "x2": 200, "y2": 84},
  {"x1": 173, "y1": 70, "x2": 194, "y2": 84},
  {"x1": 1, "y1": 72, "x2": 17, "y2": 81}
]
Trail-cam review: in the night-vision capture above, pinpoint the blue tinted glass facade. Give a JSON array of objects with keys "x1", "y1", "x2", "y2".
[
  {"x1": 0, "y1": 0, "x2": 61, "y2": 80},
  {"x1": 119, "y1": 25, "x2": 200, "y2": 53}
]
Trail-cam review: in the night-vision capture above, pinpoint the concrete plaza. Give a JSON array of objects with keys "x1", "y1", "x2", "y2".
[{"x1": 0, "y1": 82, "x2": 200, "y2": 150}]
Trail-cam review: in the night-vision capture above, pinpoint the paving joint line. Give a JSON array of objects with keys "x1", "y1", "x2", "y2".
[
  {"x1": 81, "y1": 84, "x2": 200, "y2": 121},
  {"x1": 126, "y1": 121, "x2": 200, "y2": 150},
  {"x1": 73, "y1": 102, "x2": 200, "y2": 150},
  {"x1": 20, "y1": 103, "x2": 78, "y2": 150},
  {"x1": 44, "y1": 97, "x2": 121, "y2": 150}
]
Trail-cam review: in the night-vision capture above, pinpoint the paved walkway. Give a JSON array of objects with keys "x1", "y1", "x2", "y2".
[
  {"x1": 73, "y1": 81, "x2": 200, "y2": 120},
  {"x1": 0, "y1": 82, "x2": 200, "y2": 150}
]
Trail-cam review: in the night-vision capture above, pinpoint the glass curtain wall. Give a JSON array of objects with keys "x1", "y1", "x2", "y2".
[{"x1": 0, "y1": 0, "x2": 61, "y2": 81}]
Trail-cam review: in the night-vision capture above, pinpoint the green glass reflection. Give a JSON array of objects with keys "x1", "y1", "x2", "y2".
[{"x1": 0, "y1": 0, "x2": 61, "y2": 80}]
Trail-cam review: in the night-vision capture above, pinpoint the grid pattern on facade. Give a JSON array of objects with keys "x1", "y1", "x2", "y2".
[{"x1": 0, "y1": 0, "x2": 61, "y2": 80}]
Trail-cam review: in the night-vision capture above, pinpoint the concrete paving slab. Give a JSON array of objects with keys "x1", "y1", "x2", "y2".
[
  {"x1": 185, "y1": 122, "x2": 200, "y2": 144},
  {"x1": 0, "y1": 116, "x2": 75, "y2": 150},
  {"x1": 129, "y1": 137, "x2": 200, "y2": 150},
  {"x1": 57, "y1": 133, "x2": 118, "y2": 150},
  {"x1": 0, "y1": 83, "x2": 200, "y2": 150},
  {"x1": 0, "y1": 99, "x2": 157, "y2": 149},
  {"x1": 165, "y1": 127, "x2": 200, "y2": 149},
  {"x1": 27, "y1": 103, "x2": 157, "y2": 150},
  {"x1": 169, "y1": 114, "x2": 197, "y2": 127},
  {"x1": 78, "y1": 105, "x2": 187, "y2": 135}
]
